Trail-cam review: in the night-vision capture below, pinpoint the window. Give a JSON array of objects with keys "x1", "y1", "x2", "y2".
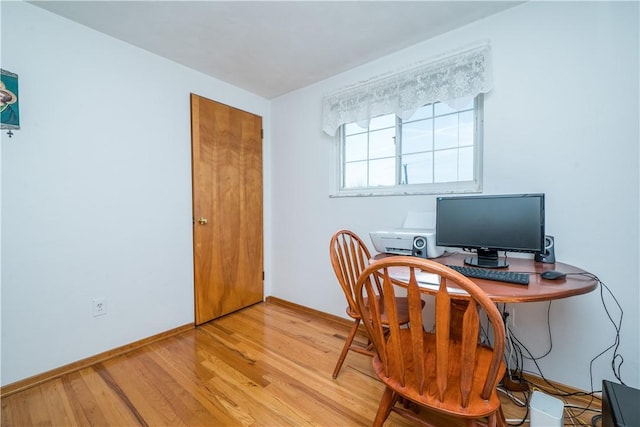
[{"x1": 334, "y1": 96, "x2": 483, "y2": 197}]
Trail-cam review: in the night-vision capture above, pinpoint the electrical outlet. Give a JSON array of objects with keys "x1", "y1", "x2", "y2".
[{"x1": 93, "y1": 297, "x2": 107, "y2": 316}]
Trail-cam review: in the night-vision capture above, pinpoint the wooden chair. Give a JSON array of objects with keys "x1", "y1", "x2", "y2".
[
  {"x1": 355, "y1": 256, "x2": 507, "y2": 427},
  {"x1": 329, "y1": 230, "x2": 423, "y2": 379}
]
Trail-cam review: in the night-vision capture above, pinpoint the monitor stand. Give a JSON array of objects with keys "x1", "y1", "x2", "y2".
[{"x1": 464, "y1": 249, "x2": 508, "y2": 269}]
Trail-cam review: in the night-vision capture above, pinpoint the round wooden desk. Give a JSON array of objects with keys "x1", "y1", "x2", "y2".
[{"x1": 375, "y1": 252, "x2": 599, "y2": 303}]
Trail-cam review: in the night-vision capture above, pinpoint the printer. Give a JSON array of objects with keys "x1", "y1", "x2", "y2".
[
  {"x1": 369, "y1": 228, "x2": 444, "y2": 258},
  {"x1": 369, "y1": 212, "x2": 444, "y2": 259}
]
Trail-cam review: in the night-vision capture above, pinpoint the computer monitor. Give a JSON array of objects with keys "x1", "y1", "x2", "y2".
[{"x1": 435, "y1": 193, "x2": 545, "y2": 268}]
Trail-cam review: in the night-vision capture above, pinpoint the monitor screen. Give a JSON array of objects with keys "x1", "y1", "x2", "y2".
[{"x1": 436, "y1": 193, "x2": 545, "y2": 268}]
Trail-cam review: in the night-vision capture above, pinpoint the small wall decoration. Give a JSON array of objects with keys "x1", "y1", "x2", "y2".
[{"x1": 1, "y1": 69, "x2": 20, "y2": 137}]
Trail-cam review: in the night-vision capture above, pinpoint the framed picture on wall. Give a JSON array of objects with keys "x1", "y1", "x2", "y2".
[{"x1": 1, "y1": 69, "x2": 20, "y2": 130}]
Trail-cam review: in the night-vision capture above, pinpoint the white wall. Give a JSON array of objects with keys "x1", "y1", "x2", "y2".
[
  {"x1": 271, "y1": 1, "x2": 639, "y2": 391},
  {"x1": 0, "y1": 2, "x2": 272, "y2": 386}
]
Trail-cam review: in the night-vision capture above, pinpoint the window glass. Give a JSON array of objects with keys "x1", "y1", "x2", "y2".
[
  {"x1": 434, "y1": 114, "x2": 459, "y2": 150},
  {"x1": 435, "y1": 102, "x2": 457, "y2": 116},
  {"x1": 344, "y1": 122, "x2": 366, "y2": 136},
  {"x1": 369, "y1": 158, "x2": 395, "y2": 186},
  {"x1": 335, "y1": 95, "x2": 482, "y2": 196},
  {"x1": 344, "y1": 133, "x2": 367, "y2": 162},
  {"x1": 369, "y1": 114, "x2": 396, "y2": 131},
  {"x1": 458, "y1": 146, "x2": 474, "y2": 181},
  {"x1": 402, "y1": 119, "x2": 433, "y2": 154},
  {"x1": 369, "y1": 128, "x2": 396, "y2": 159},
  {"x1": 405, "y1": 104, "x2": 434, "y2": 122},
  {"x1": 434, "y1": 149, "x2": 459, "y2": 183},
  {"x1": 344, "y1": 161, "x2": 367, "y2": 188},
  {"x1": 401, "y1": 152, "x2": 433, "y2": 185},
  {"x1": 459, "y1": 111, "x2": 474, "y2": 146}
]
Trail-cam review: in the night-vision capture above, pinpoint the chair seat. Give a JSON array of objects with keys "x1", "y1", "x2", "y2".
[
  {"x1": 372, "y1": 329, "x2": 505, "y2": 419},
  {"x1": 347, "y1": 296, "x2": 421, "y2": 325}
]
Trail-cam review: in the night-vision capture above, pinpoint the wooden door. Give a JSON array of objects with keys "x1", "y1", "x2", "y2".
[{"x1": 191, "y1": 94, "x2": 263, "y2": 325}]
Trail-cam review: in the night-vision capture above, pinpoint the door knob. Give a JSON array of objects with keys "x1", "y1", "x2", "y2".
[{"x1": 198, "y1": 217, "x2": 208, "y2": 225}]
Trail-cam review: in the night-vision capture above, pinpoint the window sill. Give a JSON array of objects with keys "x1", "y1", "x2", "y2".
[{"x1": 330, "y1": 182, "x2": 482, "y2": 198}]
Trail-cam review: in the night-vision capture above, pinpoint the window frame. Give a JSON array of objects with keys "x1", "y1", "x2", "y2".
[{"x1": 330, "y1": 95, "x2": 484, "y2": 198}]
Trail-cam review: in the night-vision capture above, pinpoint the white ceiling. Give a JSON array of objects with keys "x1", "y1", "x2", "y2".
[{"x1": 30, "y1": 1, "x2": 522, "y2": 99}]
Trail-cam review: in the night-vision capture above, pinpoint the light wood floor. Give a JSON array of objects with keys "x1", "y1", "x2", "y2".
[{"x1": 1, "y1": 300, "x2": 601, "y2": 426}]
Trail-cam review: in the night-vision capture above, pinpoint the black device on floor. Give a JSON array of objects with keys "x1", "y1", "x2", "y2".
[{"x1": 602, "y1": 380, "x2": 640, "y2": 427}]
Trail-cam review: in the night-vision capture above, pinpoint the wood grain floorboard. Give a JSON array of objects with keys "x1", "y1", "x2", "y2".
[{"x1": 1, "y1": 301, "x2": 601, "y2": 426}]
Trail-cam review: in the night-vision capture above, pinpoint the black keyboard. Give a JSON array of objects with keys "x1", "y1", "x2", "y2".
[{"x1": 445, "y1": 265, "x2": 529, "y2": 286}]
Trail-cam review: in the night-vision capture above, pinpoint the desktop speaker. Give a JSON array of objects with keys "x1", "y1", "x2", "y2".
[
  {"x1": 535, "y1": 235, "x2": 556, "y2": 264},
  {"x1": 412, "y1": 236, "x2": 429, "y2": 259}
]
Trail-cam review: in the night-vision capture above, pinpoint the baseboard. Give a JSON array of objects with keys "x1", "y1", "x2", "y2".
[
  {"x1": 521, "y1": 372, "x2": 602, "y2": 408},
  {"x1": 0, "y1": 322, "x2": 195, "y2": 398},
  {"x1": 266, "y1": 296, "x2": 349, "y2": 325},
  {"x1": 265, "y1": 296, "x2": 362, "y2": 332}
]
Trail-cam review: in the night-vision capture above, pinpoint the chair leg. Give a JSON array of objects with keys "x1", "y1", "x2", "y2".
[
  {"x1": 373, "y1": 387, "x2": 396, "y2": 427},
  {"x1": 332, "y1": 318, "x2": 361, "y2": 379},
  {"x1": 479, "y1": 405, "x2": 506, "y2": 427},
  {"x1": 494, "y1": 405, "x2": 507, "y2": 427}
]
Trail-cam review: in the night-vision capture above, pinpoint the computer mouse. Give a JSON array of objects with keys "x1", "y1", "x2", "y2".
[{"x1": 541, "y1": 270, "x2": 567, "y2": 280}]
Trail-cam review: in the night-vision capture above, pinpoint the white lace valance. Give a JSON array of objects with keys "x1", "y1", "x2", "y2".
[{"x1": 321, "y1": 43, "x2": 493, "y2": 136}]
